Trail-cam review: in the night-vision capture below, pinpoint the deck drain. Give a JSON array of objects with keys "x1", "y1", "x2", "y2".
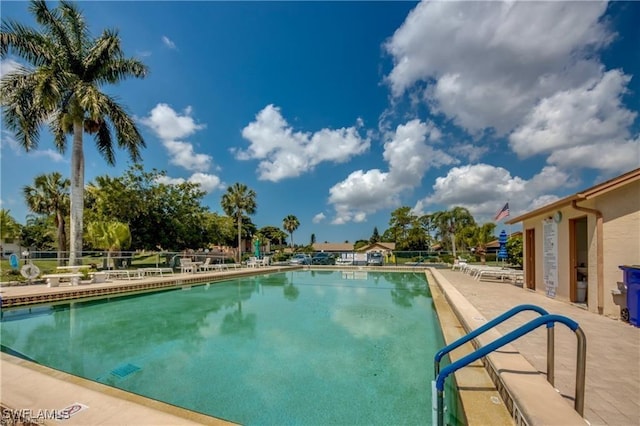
[{"x1": 110, "y1": 363, "x2": 141, "y2": 378}]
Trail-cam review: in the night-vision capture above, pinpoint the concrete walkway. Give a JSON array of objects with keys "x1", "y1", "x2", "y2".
[{"x1": 436, "y1": 268, "x2": 639, "y2": 426}]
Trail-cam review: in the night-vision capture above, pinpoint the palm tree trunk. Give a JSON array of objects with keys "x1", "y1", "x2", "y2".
[
  {"x1": 237, "y1": 215, "x2": 242, "y2": 262},
  {"x1": 69, "y1": 121, "x2": 84, "y2": 266},
  {"x1": 56, "y1": 211, "x2": 67, "y2": 266},
  {"x1": 451, "y1": 233, "x2": 457, "y2": 260}
]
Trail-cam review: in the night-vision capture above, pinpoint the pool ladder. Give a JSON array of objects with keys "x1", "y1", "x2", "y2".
[{"x1": 432, "y1": 304, "x2": 587, "y2": 426}]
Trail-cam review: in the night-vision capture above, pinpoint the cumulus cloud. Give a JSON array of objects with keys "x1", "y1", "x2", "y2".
[
  {"x1": 162, "y1": 36, "x2": 176, "y2": 49},
  {"x1": 141, "y1": 103, "x2": 222, "y2": 193},
  {"x1": 155, "y1": 172, "x2": 222, "y2": 193},
  {"x1": 385, "y1": 0, "x2": 612, "y2": 134},
  {"x1": 546, "y1": 138, "x2": 640, "y2": 175},
  {"x1": 328, "y1": 119, "x2": 455, "y2": 224},
  {"x1": 141, "y1": 103, "x2": 204, "y2": 141},
  {"x1": 313, "y1": 213, "x2": 326, "y2": 224},
  {"x1": 162, "y1": 140, "x2": 211, "y2": 172},
  {"x1": 237, "y1": 104, "x2": 370, "y2": 181},
  {"x1": 414, "y1": 164, "x2": 577, "y2": 222},
  {"x1": 510, "y1": 70, "x2": 637, "y2": 166},
  {"x1": 140, "y1": 103, "x2": 212, "y2": 173}
]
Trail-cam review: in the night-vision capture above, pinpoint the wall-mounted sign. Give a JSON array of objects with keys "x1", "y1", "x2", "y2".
[{"x1": 543, "y1": 219, "x2": 558, "y2": 298}]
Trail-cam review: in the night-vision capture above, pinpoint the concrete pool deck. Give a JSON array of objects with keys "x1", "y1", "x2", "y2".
[
  {"x1": 434, "y1": 268, "x2": 639, "y2": 426},
  {"x1": 1, "y1": 265, "x2": 638, "y2": 425}
]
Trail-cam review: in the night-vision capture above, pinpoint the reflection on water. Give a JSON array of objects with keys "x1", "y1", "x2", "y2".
[{"x1": 1, "y1": 271, "x2": 443, "y2": 425}]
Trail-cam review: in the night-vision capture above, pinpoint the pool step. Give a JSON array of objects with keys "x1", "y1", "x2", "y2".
[{"x1": 110, "y1": 363, "x2": 141, "y2": 378}]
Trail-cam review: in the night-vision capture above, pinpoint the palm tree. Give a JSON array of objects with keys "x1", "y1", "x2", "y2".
[
  {"x1": 431, "y1": 207, "x2": 476, "y2": 259},
  {"x1": 1, "y1": 0, "x2": 148, "y2": 265},
  {"x1": 23, "y1": 172, "x2": 70, "y2": 265},
  {"x1": 472, "y1": 223, "x2": 496, "y2": 265},
  {"x1": 283, "y1": 215, "x2": 300, "y2": 248},
  {"x1": 0, "y1": 209, "x2": 21, "y2": 241},
  {"x1": 85, "y1": 220, "x2": 131, "y2": 269},
  {"x1": 221, "y1": 183, "x2": 257, "y2": 262}
]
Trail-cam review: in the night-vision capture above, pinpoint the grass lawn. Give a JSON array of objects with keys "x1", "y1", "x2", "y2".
[{"x1": 0, "y1": 253, "x2": 172, "y2": 283}]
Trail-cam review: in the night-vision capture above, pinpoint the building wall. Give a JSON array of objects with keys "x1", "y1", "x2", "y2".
[
  {"x1": 594, "y1": 181, "x2": 640, "y2": 317},
  {"x1": 522, "y1": 180, "x2": 640, "y2": 319}
]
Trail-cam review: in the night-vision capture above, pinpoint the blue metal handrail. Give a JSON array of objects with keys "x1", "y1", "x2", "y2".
[
  {"x1": 434, "y1": 314, "x2": 586, "y2": 426},
  {"x1": 434, "y1": 304, "x2": 551, "y2": 380}
]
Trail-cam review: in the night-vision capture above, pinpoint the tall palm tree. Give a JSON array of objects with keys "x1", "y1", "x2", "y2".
[
  {"x1": 221, "y1": 183, "x2": 257, "y2": 262},
  {"x1": 1, "y1": 0, "x2": 148, "y2": 265},
  {"x1": 431, "y1": 206, "x2": 476, "y2": 259},
  {"x1": 283, "y1": 215, "x2": 299, "y2": 248},
  {"x1": 23, "y1": 172, "x2": 70, "y2": 265}
]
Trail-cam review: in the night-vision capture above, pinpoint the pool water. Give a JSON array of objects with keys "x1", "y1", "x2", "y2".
[{"x1": 1, "y1": 270, "x2": 447, "y2": 425}]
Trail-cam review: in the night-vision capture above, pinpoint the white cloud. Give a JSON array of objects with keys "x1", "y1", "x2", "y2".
[
  {"x1": 313, "y1": 213, "x2": 326, "y2": 224},
  {"x1": 449, "y1": 143, "x2": 489, "y2": 163},
  {"x1": 0, "y1": 130, "x2": 21, "y2": 152},
  {"x1": 141, "y1": 103, "x2": 204, "y2": 141},
  {"x1": 140, "y1": 103, "x2": 223, "y2": 191},
  {"x1": 0, "y1": 58, "x2": 22, "y2": 78},
  {"x1": 547, "y1": 138, "x2": 640, "y2": 175},
  {"x1": 31, "y1": 149, "x2": 65, "y2": 162},
  {"x1": 328, "y1": 119, "x2": 455, "y2": 224},
  {"x1": 162, "y1": 140, "x2": 211, "y2": 172},
  {"x1": 188, "y1": 172, "x2": 222, "y2": 193},
  {"x1": 237, "y1": 104, "x2": 370, "y2": 182},
  {"x1": 155, "y1": 173, "x2": 222, "y2": 194},
  {"x1": 414, "y1": 164, "x2": 576, "y2": 222},
  {"x1": 1, "y1": 130, "x2": 65, "y2": 162},
  {"x1": 510, "y1": 70, "x2": 637, "y2": 158},
  {"x1": 140, "y1": 103, "x2": 213, "y2": 173},
  {"x1": 385, "y1": 0, "x2": 611, "y2": 134},
  {"x1": 162, "y1": 36, "x2": 176, "y2": 49}
]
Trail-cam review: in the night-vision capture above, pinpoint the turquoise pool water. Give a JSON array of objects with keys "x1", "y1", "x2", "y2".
[{"x1": 1, "y1": 270, "x2": 447, "y2": 425}]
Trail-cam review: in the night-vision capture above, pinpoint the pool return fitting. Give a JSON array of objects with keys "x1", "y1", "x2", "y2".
[{"x1": 432, "y1": 304, "x2": 587, "y2": 426}]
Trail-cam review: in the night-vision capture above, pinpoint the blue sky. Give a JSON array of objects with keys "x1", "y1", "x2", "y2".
[{"x1": 1, "y1": 1, "x2": 639, "y2": 244}]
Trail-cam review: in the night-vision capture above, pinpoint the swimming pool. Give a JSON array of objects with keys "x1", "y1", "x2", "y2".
[{"x1": 1, "y1": 270, "x2": 450, "y2": 424}]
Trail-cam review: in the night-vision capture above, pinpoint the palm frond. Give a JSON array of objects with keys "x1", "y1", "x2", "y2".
[
  {"x1": 0, "y1": 20, "x2": 56, "y2": 65},
  {"x1": 94, "y1": 57, "x2": 149, "y2": 84},
  {"x1": 101, "y1": 93, "x2": 145, "y2": 162},
  {"x1": 30, "y1": 0, "x2": 82, "y2": 75},
  {"x1": 59, "y1": 0, "x2": 89, "y2": 56},
  {"x1": 94, "y1": 119, "x2": 115, "y2": 165},
  {"x1": 49, "y1": 109, "x2": 69, "y2": 153}
]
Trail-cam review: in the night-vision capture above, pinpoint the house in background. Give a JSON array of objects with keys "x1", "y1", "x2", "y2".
[
  {"x1": 506, "y1": 168, "x2": 640, "y2": 320},
  {"x1": 312, "y1": 242, "x2": 355, "y2": 253}
]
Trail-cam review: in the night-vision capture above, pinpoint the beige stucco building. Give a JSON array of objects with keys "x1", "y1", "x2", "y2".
[{"x1": 506, "y1": 168, "x2": 640, "y2": 320}]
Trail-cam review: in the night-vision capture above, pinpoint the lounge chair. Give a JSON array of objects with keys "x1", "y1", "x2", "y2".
[
  {"x1": 180, "y1": 258, "x2": 198, "y2": 274},
  {"x1": 199, "y1": 258, "x2": 219, "y2": 272}
]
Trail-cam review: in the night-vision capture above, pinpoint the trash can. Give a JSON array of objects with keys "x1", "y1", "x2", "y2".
[
  {"x1": 577, "y1": 280, "x2": 587, "y2": 303},
  {"x1": 619, "y1": 265, "x2": 640, "y2": 327}
]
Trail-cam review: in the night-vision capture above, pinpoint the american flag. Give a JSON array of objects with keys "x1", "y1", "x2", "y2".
[{"x1": 494, "y1": 202, "x2": 510, "y2": 222}]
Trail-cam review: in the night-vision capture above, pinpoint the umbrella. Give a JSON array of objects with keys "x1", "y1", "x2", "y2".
[{"x1": 497, "y1": 230, "x2": 508, "y2": 263}]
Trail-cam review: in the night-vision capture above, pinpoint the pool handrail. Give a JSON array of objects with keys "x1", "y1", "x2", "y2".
[
  {"x1": 434, "y1": 304, "x2": 552, "y2": 380},
  {"x1": 434, "y1": 314, "x2": 587, "y2": 426}
]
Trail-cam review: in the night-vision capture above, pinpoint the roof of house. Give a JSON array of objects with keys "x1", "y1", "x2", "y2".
[
  {"x1": 357, "y1": 242, "x2": 396, "y2": 252},
  {"x1": 312, "y1": 243, "x2": 355, "y2": 252},
  {"x1": 311, "y1": 242, "x2": 397, "y2": 252},
  {"x1": 506, "y1": 167, "x2": 640, "y2": 224}
]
